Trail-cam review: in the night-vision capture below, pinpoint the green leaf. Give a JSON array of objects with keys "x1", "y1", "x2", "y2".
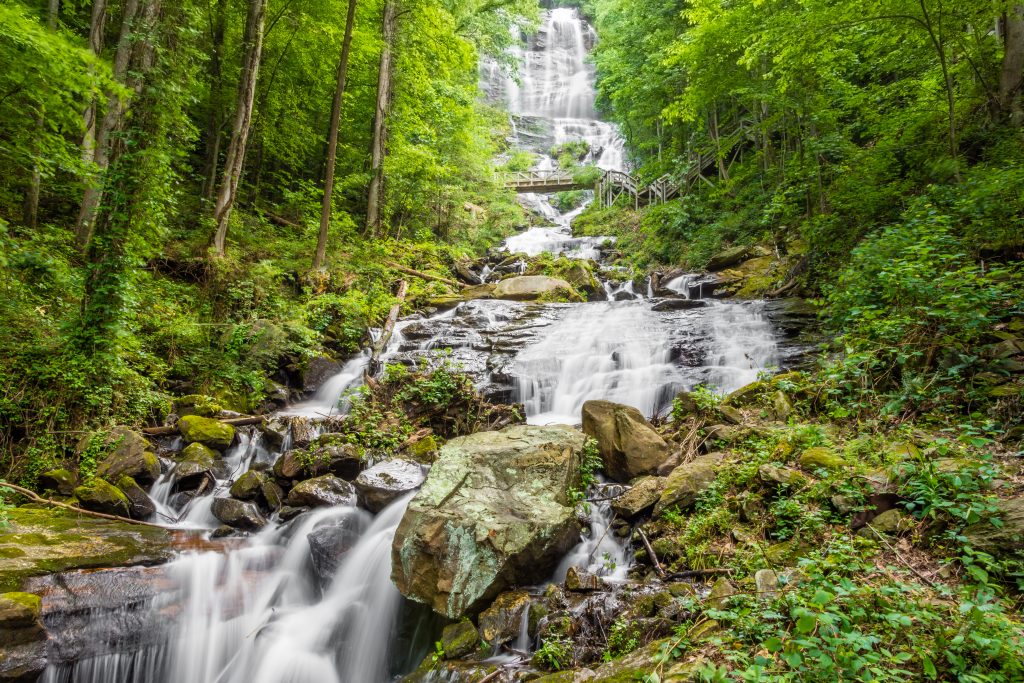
[
  {"x1": 764, "y1": 636, "x2": 783, "y2": 653},
  {"x1": 922, "y1": 656, "x2": 937, "y2": 679},
  {"x1": 796, "y1": 615, "x2": 817, "y2": 634}
]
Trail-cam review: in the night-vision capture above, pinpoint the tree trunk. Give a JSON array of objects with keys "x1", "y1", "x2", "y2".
[
  {"x1": 22, "y1": 0, "x2": 61, "y2": 229},
  {"x1": 365, "y1": 0, "x2": 398, "y2": 236},
  {"x1": 201, "y1": 0, "x2": 230, "y2": 200},
  {"x1": 211, "y1": 0, "x2": 268, "y2": 256},
  {"x1": 1000, "y1": 5, "x2": 1024, "y2": 125},
  {"x1": 78, "y1": 0, "x2": 165, "y2": 357},
  {"x1": 75, "y1": 0, "x2": 143, "y2": 249},
  {"x1": 313, "y1": 0, "x2": 359, "y2": 270},
  {"x1": 81, "y1": 0, "x2": 107, "y2": 164}
]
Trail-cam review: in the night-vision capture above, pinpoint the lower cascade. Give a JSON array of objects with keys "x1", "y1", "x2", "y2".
[{"x1": 30, "y1": 7, "x2": 805, "y2": 683}]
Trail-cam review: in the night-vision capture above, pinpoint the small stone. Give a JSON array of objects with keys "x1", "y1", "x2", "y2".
[
  {"x1": 757, "y1": 463, "x2": 805, "y2": 487},
  {"x1": 798, "y1": 447, "x2": 846, "y2": 471},
  {"x1": 861, "y1": 508, "x2": 913, "y2": 536},
  {"x1": 440, "y1": 620, "x2": 479, "y2": 659},
  {"x1": 278, "y1": 505, "x2": 307, "y2": 522},
  {"x1": 229, "y1": 470, "x2": 266, "y2": 501},
  {"x1": 704, "y1": 424, "x2": 747, "y2": 444},
  {"x1": 771, "y1": 391, "x2": 793, "y2": 420},
  {"x1": 654, "y1": 453, "x2": 724, "y2": 515},
  {"x1": 565, "y1": 566, "x2": 601, "y2": 592},
  {"x1": 354, "y1": 459, "x2": 425, "y2": 512},
  {"x1": 754, "y1": 569, "x2": 779, "y2": 596},
  {"x1": 706, "y1": 577, "x2": 735, "y2": 609},
  {"x1": 177, "y1": 415, "x2": 235, "y2": 450},
  {"x1": 717, "y1": 405, "x2": 744, "y2": 425},
  {"x1": 722, "y1": 380, "x2": 766, "y2": 407}
]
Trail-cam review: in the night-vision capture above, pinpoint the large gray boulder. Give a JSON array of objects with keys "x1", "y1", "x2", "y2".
[
  {"x1": 354, "y1": 459, "x2": 425, "y2": 512},
  {"x1": 392, "y1": 425, "x2": 584, "y2": 619},
  {"x1": 581, "y1": 400, "x2": 670, "y2": 483},
  {"x1": 493, "y1": 275, "x2": 574, "y2": 301}
]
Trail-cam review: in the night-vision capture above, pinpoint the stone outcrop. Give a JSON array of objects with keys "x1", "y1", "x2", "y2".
[
  {"x1": 493, "y1": 275, "x2": 574, "y2": 301},
  {"x1": 0, "y1": 591, "x2": 46, "y2": 682},
  {"x1": 392, "y1": 425, "x2": 584, "y2": 619},
  {"x1": 581, "y1": 400, "x2": 669, "y2": 483}
]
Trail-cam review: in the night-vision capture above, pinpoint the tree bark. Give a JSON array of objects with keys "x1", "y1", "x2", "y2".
[
  {"x1": 81, "y1": 0, "x2": 107, "y2": 165},
  {"x1": 75, "y1": 0, "x2": 143, "y2": 249},
  {"x1": 211, "y1": 0, "x2": 268, "y2": 256},
  {"x1": 313, "y1": 0, "x2": 359, "y2": 270},
  {"x1": 22, "y1": 0, "x2": 61, "y2": 229},
  {"x1": 201, "y1": 0, "x2": 230, "y2": 199},
  {"x1": 1001, "y1": 5, "x2": 1024, "y2": 125},
  {"x1": 365, "y1": 0, "x2": 398, "y2": 236}
]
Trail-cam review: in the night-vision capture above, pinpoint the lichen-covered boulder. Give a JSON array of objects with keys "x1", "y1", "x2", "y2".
[
  {"x1": 115, "y1": 476, "x2": 156, "y2": 520},
  {"x1": 354, "y1": 459, "x2": 425, "y2": 512},
  {"x1": 0, "y1": 591, "x2": 46, "y2": 681},
  {"x1": 493, "y1": 275, "x2": 574, "y2": 301},
  {"x1": 478, "y1": 590, "x2": 531, "y2": 646},
  {"x1": 611, "y1": 477, "x2": 666, "y2": 520},
  {"x1": 38, "y1": 469, "x2": 77, "y2": 497},
  {"x1": 581, "y1": 400, "x2": 669, "y2": 483},
  {"x1": 74, "y1": 479, "x2": 131, "y2": 517},
  {"x1": 172, "y1": 442, "x2": 220, "y2": 492},
  {"x1": 285, "y1": 475, "x2": 358, "y2": 508},
  {"x1": 177, "y1": 415, "x2": 235, "y2": 450},
  {"x1": 88, "y1": 427, "x2": 160, "y2": 485},
  {"x1": 758, "y1": 463, "x2": 805, "y2": 488},
  {"x1": 392, "y1": 425, "x2": 584, "y2": 619},
  {"x1": 211, "y1": 498, "x2": 266, "y2": 531},
  {"x1": 654, "y1": 453, "x2": 724, "y2": 516}
]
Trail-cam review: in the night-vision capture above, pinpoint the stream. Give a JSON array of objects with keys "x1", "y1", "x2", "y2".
[{"x1": 37, "y1": 9, "x2": 807, "y2": 683}]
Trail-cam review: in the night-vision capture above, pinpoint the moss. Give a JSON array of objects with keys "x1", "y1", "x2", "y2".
[
  {"x1": 0, "y1": 591, "x2": 41, "y2": 618},
  {"x1": 174, "y1": 394, "x2": 222, "y2": 417},
  {"x1": 177, "y1": 415, "x2": 235, "y2": 450},
  {"x1": 0, "y1": 507, "x2": 172, "y2": 592},
  {"x1": 798, "y1": 446, "x2": 847, "y2": 471},
  {"x1": 440, "y1": 620, "x2": 479, "y2": 659}
]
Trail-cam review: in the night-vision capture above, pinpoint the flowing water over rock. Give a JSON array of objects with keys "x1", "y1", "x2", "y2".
[{"x1": 38, "y1": 8, "x2": 808, "y2": 683}]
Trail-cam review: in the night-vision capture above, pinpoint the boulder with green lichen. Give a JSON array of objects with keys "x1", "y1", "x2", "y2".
[
  {"x1": 73, "y1": 479, "x2": 131, "y2": 517},
  {"x1": 177, "y1": 415, "x2": 235, "y2": 450}
]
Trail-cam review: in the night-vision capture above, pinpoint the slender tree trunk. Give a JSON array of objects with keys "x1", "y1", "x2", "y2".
[
  {"x1": 201, "y1": 0, "x2": 230, "y2": 199},
  {"x1": 211, "y1": 0, "x2": 268, "y2": 256},
  {"x1": 81, "y1": 0, "x2": 107, "y2": 164},
  {"x1": 22, "y1": 0, "x2": 61, "y2": 229},
  {"x1": 366, "y1": 0, "x2": 398, "y2": 236},
  {"x1": 1000, "y1": 5, "x2": 1024, "y2": 125},
  {"x1": 313, "y1": 0, "x2": 359, "y2": 270},
  {"x1": 75, "y1": 0, "x2": 143, "y2": 248}
]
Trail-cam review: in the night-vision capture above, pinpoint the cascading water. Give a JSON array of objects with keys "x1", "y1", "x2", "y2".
[{"x1": 40, "y1": 8, "x2": 797, "y2": 683}]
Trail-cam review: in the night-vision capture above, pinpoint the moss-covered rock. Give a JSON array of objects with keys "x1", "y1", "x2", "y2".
[
  {"x1": 285, "y1": 475, "x2": 358, "y2": 508},
  {"x1": 440, "y1": 620, "x2": 479, "y2": 660},
  {"x1": 478, "y1": 590, "x2": 532, "y2": 646},
  {"x1": 964, "y1": 496, "x2": 1024, "y2": 555},
  {"x1": 392, "y1": 425, "x2": 584, "y2": 619},
  {"x1": 654, "y1": 453, "x2": 724, "y2": 516},
  {"x1": 0, "y1": 591, "x2": 46, "y2": 680},
  {"x1": 38, "y1": 469, "x2": 76, "y2": 497},
  {"x1": 115, "y1": 475, "x2": 156, "y2": 520},
  {"x1": 0, "y1": 508, "x2": 173, "y2": 592},
  {"x1": 211, "y1": 498, "x2": 267, "y2": 531},
  {"x1": 860, "y1": 509, "x2": 913, "y2": 536},
  {"x1": 405, "y1": 435, "x2": 440, "y2": 463},
  {"x1": 73, "y1": 479, "x2": 131, "y2": 517},
  {"x1": 798, "y1": 447, "x2": 846, "y2": 471},
  {"x1": 88, "y1": 427, "x2": 160, "y2": 485},
  {"x1": 758, "y1": 463, "x2": 805, "y2": 488},
  {"x1": 493, "y1": 275, "x2": 575, "y2": 301},
  {"x1": 706, "y1": 577, "x2": 735, "y2": 609},
  {"x1": 174, "y1": 394, "x2": 222, "y2": 417},
  {"x1": 611, "y1": 476, "x2": 666, "y2": 520},
  {"x1": 177, "y1": 415, "x2": 235, "y2": 450}
]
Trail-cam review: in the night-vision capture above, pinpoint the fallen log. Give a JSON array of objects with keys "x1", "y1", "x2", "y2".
[
  {"x1": 141, "y1": 415, "x2": 264, "y2": 437},
  {"x1": 368, "y1": 279, "x2": 409, "y2": 376},
  {"x1": 384, "y1": 260, "x2": 464, "y2": 289},
  {"x1": 636, "y1": 526, "x2": 667, "y2": 579},
  {"x1": 0, "y1": 482, "x2": 167, "y2": 529}
]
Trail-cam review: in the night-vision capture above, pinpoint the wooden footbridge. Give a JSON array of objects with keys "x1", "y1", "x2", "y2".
[{"x1": 498, "y1": 149, "x2": 719, "y2": 208}]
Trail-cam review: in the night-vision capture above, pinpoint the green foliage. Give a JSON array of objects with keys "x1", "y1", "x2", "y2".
[
  {"x1": 605, "y1": 618, "x2": 642, "y2": 659},
  {"x1": 534, "y1": 635, "x2": 573, "y2": 671},
  {"x1": 568, "y1": 437, "x2": 603, "y2": 509}
]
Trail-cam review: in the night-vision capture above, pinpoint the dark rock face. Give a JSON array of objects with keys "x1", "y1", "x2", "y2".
[
  {"x1": 115, "y1": 476, "x2": 157, "y2": 520},
  {"x1": 307, "y1": 516, "x2": 364, "y2": 587},
  {"x1": 211, "y1": 498, "x2": 267, "y2": 531},
  {"x1": 392, "y1": 425, "x2": 584, "y2": 619},
  {"x1": 303, "y1": 356, "x2": 342, "y2": 394},
  {"x1": 89, "y1": 427, "x2": 161, "y2": 486},
  {"x1": 38, "y1": 469, "x2": 77, "y2": 497},
  {"x1": 650, "y1": 298, "x2": 707, "y2": 312},
  {"x1": 74, "y1": 479, "x2": 132, "y2": 518},
  {"x1": 0, "y1": 592, "x2": 46, "y2": 683}
]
